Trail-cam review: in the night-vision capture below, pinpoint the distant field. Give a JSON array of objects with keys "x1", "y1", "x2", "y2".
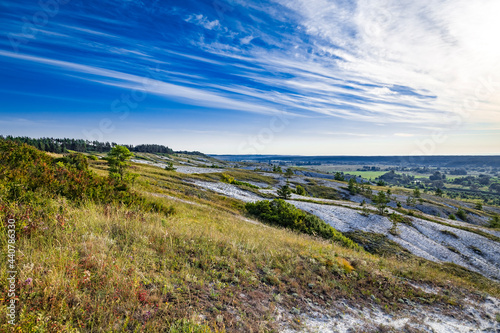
[
  {"x1": 305, "y1": 164, "x2": 470, "y2": 181},
  {"x1": 346, "y1": 171, "x2": 388, "y2": 179}
]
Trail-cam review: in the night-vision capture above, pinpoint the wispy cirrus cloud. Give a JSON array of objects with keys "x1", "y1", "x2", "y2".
[
  {"x1": 185, "y1": 14, "x2": 221, "y2": 30},
  {"x1": 1, "y1": 0, "x2": 499, "y2": 154}
]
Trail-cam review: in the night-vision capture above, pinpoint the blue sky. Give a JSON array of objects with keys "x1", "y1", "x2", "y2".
[{"x1": 1, "y1": 0, "x2": 499, "y2": 155}]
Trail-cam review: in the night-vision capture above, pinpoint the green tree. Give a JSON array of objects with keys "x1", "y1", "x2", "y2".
[
  {"x1": 406, "y1": 196, "x2": 416, "y2": 206},
  {"x1": 285, "y1": 168, "x2": 294, "y2": 179},
  {"x1": 277, "y1": 184, "x2": 292, "y2": 199},
  {"x1": 435, "y1": 188, "x2": 443, "y2": 197},
  {"x1": 413, "y1": 187, "x2": 421, "y2": 198},
  {"x1": 107, "y1": 145, "x2": 134, "y2": 182},
  {"x1": 373, "y1": 191, "x2": 390, "y2": 215},
  {"x1": 272, "y1": 165, "x2": 283, "y2": 173},
  {"x1": 165, "y1": 161, "x2": 176, "y2": 171},
  {"x1": 348, "y1": 177, "x2": 358, "y2": 195},
  {"x1": 334, "y1": 172, "x2": 344, "y2": 181}
]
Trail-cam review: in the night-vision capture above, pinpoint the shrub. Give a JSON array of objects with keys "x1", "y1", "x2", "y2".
[
  {"x1": 469, "y1": 246, "x2": 483, "y2": 255},
  {"x1": 54, "y1": 152, "x2": 89, "y2": 170},
  {"x1": 456, "y1": 208, "x2": 467, "y2": 221},
  {"x1": 220, "y1": 173, "x2": 259, "y2": 189},
  {"x1": 0, "y1": 140, "x2": 174, "y2": 216},
  {"x1": 165, "y1": 161, "x2": 176, "y2": 171},
  {"x1": 406, "y1": 196, "x2": 416, "y2": 206},
  {"x1": 489, "y1": 215, "x2": 500, "y2": 228},
  {"x1": 389, "y1": 213, "x2": 412, "y2": 226},
  {"x1": 440, "y1": 230, "x2": 459, "y2": 238},
  {"x1": 389, "y1": 223, "x2": 399, "y2": 236},
  {"x1": 295, "y1": 185, "x2": 306, "y2": 196},
  {"x1": 245, "y1": 199, "x2": 360, "y2": 250},
  {"x1": 359, "y1": 206, "x2": 370, "y2": 217},
  {"x1": 448, "y1": 214, "x2": 456, "y2": 220},
  {"x1": 221, "y1": 173, "x2": 235, "y2": 184}
]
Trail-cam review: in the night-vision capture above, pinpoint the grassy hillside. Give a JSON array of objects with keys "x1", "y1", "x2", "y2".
[{"x1": 1, "y1": 141, "x2": 499, "y2": 332}]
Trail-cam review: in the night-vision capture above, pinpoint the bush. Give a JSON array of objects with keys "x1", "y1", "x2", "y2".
[
  {"x1": 441, "y1": 230, "x2": 459, "y2": 238},
  {"x1": 489, "y1": 215, "x2": 500, "y2": 228},
  {"x1": 406, "y1": 196, "x2": 416, "y2": 206},
  {"x1": 165, "y1": 161, "x2": 176, "y2": 171},
  {"x1": 389, "y1": 213, "x2": 413, "y2": 226},
  {"x1": 220, "y1": 173, "x2": 259, "y2": 189},
  {"x1": 449, "y1": 214, "x2": 456, "y2": 220},
  {"x1": 295, "y1": 185, "x2": 306, "y2": 196},
  {"x1": 456, "y1": 208, "x2": 467, "y2": 221},
  {"x1": 0, "y1": 140, "x2": 174, "y2": 216},
  {"x1": 245, "y1": 199, "x2": 360, "y2": 250}
]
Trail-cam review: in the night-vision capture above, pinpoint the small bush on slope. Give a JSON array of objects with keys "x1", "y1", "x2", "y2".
[
  {"x1": 220, "y1": 173, "x2": 259, "y2": 189},
  {"x1": 246, "y1": 199, "x2": 360, "y2": 250}
]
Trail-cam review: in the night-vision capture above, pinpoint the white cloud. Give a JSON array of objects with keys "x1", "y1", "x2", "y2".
[
  {"x1": 0, "y1": 50, "x2": 298, "y2": 117},
  {"x1": 240, "y1": 35, "x2": 255, "y2": 45},
  {"x1": 185, "y1": 14, "x2": 221, "y2": 30},
  {"x1": 270, "y1": 0, "x2": 500, "y2": 126}
]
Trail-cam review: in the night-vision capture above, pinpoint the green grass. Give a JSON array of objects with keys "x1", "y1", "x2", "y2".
[
  {"x1": 347, "y1": 171, "x2": 388, "y2": 179},
  {"x1": 198, "y1": 169, "x2": 277, "y2": 186},
  {"x1": 296, "y1": 183, "x2": 341, "y2": 200}
]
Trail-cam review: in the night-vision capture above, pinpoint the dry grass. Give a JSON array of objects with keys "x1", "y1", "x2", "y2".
[{"x1": 1, "y1": 157, "x2": 499, "y2": 332}]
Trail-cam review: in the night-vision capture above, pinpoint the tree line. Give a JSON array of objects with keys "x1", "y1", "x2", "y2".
[{"x1": 0, "y1": 135, "x2": 174, "y2": 154}]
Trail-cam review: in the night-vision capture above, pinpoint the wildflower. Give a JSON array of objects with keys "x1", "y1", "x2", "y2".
[{"x1": 24, "y1": 278, "x2": 33, "y2": 286}]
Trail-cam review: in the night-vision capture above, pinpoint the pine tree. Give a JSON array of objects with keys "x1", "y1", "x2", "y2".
[{"x1": 107, "y1": 145, "x2": 134, "y2": 183}]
